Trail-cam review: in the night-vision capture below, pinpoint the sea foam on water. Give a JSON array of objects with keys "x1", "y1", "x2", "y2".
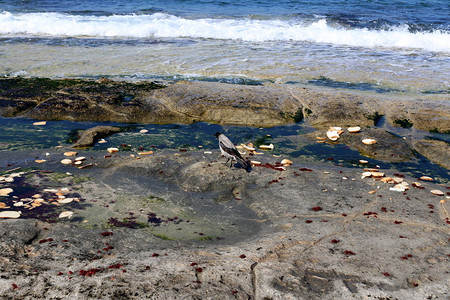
[{"x1": 0, "y1": 11, "x2": 448, "y2": 52}]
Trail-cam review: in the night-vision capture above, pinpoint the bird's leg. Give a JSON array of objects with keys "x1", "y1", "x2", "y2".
[
  {"x1": 229, "y1": 159, "x2": 233, "y2": 168},
  {"x1": 224, "y1": 157, "x2": 230, "y2": 165}
]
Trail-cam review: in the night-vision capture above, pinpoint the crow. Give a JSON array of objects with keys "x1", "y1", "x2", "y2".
[{"x1": 214, "y1": 132, "x2": 252, "y2": 172}]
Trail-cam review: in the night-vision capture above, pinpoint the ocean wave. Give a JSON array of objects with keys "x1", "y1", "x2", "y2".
[{"x1": 0, "y1": 11, "x2": 449, "y2": 52}]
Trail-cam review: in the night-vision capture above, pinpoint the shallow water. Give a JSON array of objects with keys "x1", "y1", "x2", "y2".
[
  {"x1": 0, "y1": 117, "x2": 448, "y2": 242},
  {"x1": 1, "y1": 117, "x2": 448, "y2": 181},
  {"x1": 1, "y1": 40, "x2": 448, "y2": 94},
  {"x1": 1, "y1": 0, "x2": 449, "y2": 94}
]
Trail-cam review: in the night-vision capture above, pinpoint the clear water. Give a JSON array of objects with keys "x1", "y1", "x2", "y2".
[{"x1": 0, "y1": 117, "x2": 448, "y2": 182}]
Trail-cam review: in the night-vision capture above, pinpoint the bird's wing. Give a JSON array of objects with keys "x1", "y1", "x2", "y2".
[{"x1": 219, "y1": 141, "x2": 243, "y2": 159}]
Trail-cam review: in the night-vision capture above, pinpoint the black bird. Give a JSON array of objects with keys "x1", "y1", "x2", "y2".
[{"x1": 214, "y1": 132, "x2": 252, "y2": 172}]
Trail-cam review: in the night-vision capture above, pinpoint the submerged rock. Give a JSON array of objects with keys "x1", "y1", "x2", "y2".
[
  {"x1": 309, "y1": 127, "x2": 414, "y2": 162},
  {"x1": 72, "y1": 126, "x2": 121, "y2": 148}
]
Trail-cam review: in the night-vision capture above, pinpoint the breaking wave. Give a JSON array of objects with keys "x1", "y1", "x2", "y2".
[{"x1": 0, "y1": 11, "x2": 449, "y2": 52}]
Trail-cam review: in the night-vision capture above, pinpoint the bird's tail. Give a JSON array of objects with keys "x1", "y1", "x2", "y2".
[{"x1": 236, "y1": 157, "x2": 252, "y2": 173}]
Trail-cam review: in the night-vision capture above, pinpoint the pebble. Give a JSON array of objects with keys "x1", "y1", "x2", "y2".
[
  {"x1": 242, "y1": 144, "x2": 256, "y2": 151},
  {"x1": 390, "y1": 186, "x2": 406, "y2": 192},
  {"x1": 98, "y1": 139, "x2": 107, "y2": 144},
  {"x1": 392, "y1": 177, "x2": 404, "y2": 184},
  {"x1": 361, "y1": 172, "x2": 372, "y2": 178},
  {"x1": 370, "y1": 172, "x2": 385, "y2": 178},
  {"x1": 362, "y1": 138, "x2": 377, "y2": 145},
  {"x1": 75, "y1": 156, "x2": 86, "y2": 161},
  {"x1": 381, "y1": 177, "x2": 394, "y2": 184},
  {"x1": 107, "y1": 147, "x2": 119, "y2": 153},
  {"x1": 419, "y1": 176, "x2": 433, "y2": 181},
  {"x1": 64, "y1": 151, "x2": 78, "y2": 157},
  {"x1": 329, "y1": 126, "x2": 343, "y2": 133},
  {"x1": 138, "y1": 151, "x2": 154, "y2": 155},
  {"x1": 390, "y1": 182, "x2": 409, "y2": 192},
  {"x1": 61, "y1": 159, "x2": 72, "y2": 165},
  {"x1": 281, "y1": 159, "x2": 293, "y2": 166},
  {"x1": 58, "y1": 198, "x2": 74, "y2": 204},
  {"x1": 0, "y1": 188, "x2": 14, "y2": 196},
  {"x1": 59, "y1": 211, "x2": 73, "y2": 219},
  {"x1": 78, "y1": 163, "x2": 93, "y2": 169},
  {"x1": 347, "y1": 126, "x2": 361, "y2": 133},
  {"x1": 35, "y1": 159, "x2": 47, "y2": 163},
  {"x1": 140, "y1": 129, "x2": 149, "y2": 133},
  {"x1": 359, "y1": 160, "x2": 369, "y2": 164},
  {"x1": 430, "y1": 190, "x2": 444, "y2": 196},
  {"x1": 33, "y1": 121, "x2": 47, "y2": 126},
  {"x1": 259, "y1": 144, "x2": 274, "y2": 150},
  {"x1": 0, "y1": 211, "x2": 21, "y2": 218},
  {"x1": 364, "y1": 168, "x2": 379, "y2": 172},
  {"x1": 326, "y1": 130, "x2": 340, "y2": 141}
]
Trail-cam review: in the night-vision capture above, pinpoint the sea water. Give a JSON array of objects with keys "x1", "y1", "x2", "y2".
[{"x1": 0, "y1": 0, "x2": 449, "y2": 93}]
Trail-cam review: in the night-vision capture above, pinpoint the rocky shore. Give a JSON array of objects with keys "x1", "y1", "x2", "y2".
[
  {"x1": 0, "y1": 78, "x2": 449, "y2": 168},
  {"x1": 1, "y1": 78, "x2": 449, "y2": 132},
  {"x1": 0, "y1": 149, "x2": 449, "y2": 299},
  {"x1": 0, "y1": 78, "x2": 449, "y2": 299}
]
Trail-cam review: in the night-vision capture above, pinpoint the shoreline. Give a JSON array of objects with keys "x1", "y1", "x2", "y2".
[{"x1": 0, "y1": 77, "x2": 449, "y2": 299}]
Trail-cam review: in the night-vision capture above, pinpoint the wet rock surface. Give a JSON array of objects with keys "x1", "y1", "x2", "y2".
[
  {"x1": 1, "y1": 78, "x2": 448, "y2": 133},
  {"x1": 0, "y1": 77, "x2": 449, "y2": 298},
  {"x1": 1, "y1": 78, "x2": 449, "y2": 168},
  {"x1": 0, "y1": 149, "x2": 449, "y2": 299},
  {"x1": 72, "y1": 126, "x2": 121, "y2": 148},
  {"x1": 413, "y1": 139, "x2": 450, "y2": 169},
  {"x1": 309, "y1": 127, "x2": 415, "y2": 162}
]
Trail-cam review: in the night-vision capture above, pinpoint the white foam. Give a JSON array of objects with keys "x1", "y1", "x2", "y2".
[{"x1": 1, "y1": 11, "x2": 449, "y2": 52}]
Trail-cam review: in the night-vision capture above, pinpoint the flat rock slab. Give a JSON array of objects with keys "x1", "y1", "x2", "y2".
[
  {"x1": 1, "y1": 78, "x2": 449, "y2": 133},
  {"x1": 0, "y1": 150, "x2": 448, "y2": 299},
  {"x1": 413, "y1": 139, "x2": 450, "y2": 170}
]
